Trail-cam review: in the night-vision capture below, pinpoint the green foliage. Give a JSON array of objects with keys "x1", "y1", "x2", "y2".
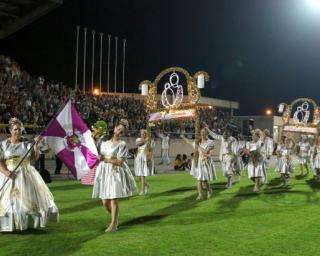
[{"x1": 1, "y1": 168, "x2": 320, "y2": 256}]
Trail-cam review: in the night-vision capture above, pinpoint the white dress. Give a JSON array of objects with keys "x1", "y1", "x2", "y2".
[
  {"x1": 298, "y1": 142, "x2": 311, "y2": 164},
  {"x1": 276, "y1": 144, "x2": 293, "y2": 175},
  {"x1": 134, "y1": 139, "x2": 154, "y2": 176},
  {"x1": 192, "y1": 140, "x2": 216, "y2": 181},
  {"x1": 312, "y1": 145, "x2": 320, "y2": 174},
  {"x1": 247, "y1": 141, "x2": 266, "y2": 180},
  {"x1": 0, "y1": 138, "x2": 59, "y2": 232},
  {"x1": 92, "y1": 140, "x2": 136, "y2": 199}
]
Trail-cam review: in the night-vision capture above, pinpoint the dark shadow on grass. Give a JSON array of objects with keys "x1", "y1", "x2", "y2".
[
  {"x1": 295, "y1": 174, "x2": 308, "y2": 180},
  {"x1": 60, "y1": 199, "x2": 100, "y2": 214},
  {"x1": 263, "y1": 188, "x2": 296, "y2": 195},
  {"x1": 213, "y1": 182, "x2": 228, "y2": 186},
  {"x1": 306, "y1": 178, "x2": 320, "y2": 191},
  {"x1": 120, "y1": 214, "x2": 169, "y2": 227},
  {"x1": 216, "y1": 185, "x2": 258, "y2": 213},
  {"x1": 121, "y1": 185, "x2": 224, "y2": 228},
  {"x1": 147, "y1": 186, "x2": 196, "y2": 198},
  {"x1": 1, "y1": 229, "x2": 48, "y2": 235},
  {"x1": 49, "y1": 183, "x2": 88, "y2": 191},
  {"x1": 267, "y1": 177, "x2": 284, "y2": 187}
]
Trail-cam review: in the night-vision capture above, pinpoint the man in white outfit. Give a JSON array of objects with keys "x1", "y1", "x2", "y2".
[
  {"x1": 260, "y1": 129, "x2": 274, "y2": 175},
  {"x1": 205, "y1": 125, "x2": 237, "y2": 188},
  {"x1": 158, "y1": 132, "x2": 170, "y2": 165},
  {"x1": 297, "y1": 135, "x2": 311, "y2": 176}
]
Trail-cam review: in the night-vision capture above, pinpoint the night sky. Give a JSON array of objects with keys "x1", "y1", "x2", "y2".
[{"x1": 1, "y1": 0, "x2": 320, "y2": 115}]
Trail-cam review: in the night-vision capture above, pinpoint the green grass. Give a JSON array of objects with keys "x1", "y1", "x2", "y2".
[{"x1": 1, "y1": 167, "x2": 320, "y2": 256}]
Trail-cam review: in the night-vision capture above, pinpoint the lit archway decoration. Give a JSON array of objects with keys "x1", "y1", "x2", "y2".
[
  {"x1": 278, "y1": 98, "x2": 320, "y2": 135},
  {"x1": 139, "y1": 66, "x2": 210, "y2": 165}
]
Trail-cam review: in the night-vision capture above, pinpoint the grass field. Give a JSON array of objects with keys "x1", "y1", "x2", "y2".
[{"x1": 1, "y1": 167, "x2": 320, "y2": 256}]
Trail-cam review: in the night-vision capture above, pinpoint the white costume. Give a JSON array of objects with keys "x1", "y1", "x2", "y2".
[
  {"x1": 298, "y1": 141, "x2": 311, "y2": 165},
  {"x1": 0, "y1": 139, "x2": 59, "y2": 232},
  {"x1": 134, "y1": 138, "x2": 155, "y2": 177},
  {"x1": 158, "y1": 133, "x2": 170, "y2": 165},
  {"x1": 247, "y1": 141, "x2": 266, "y2": 180},
  {"x1": 208, "y1": 131, "x2": 236, "y2": 177},
  {"x1": 276, "y1": 143, "x2": 293, "y2": 175},
  {"x1": 260, "y1": 136, "x2": 274, "y2": 167},
  {"x1": 191, "y1": 140, "x2": 216, "y2": 181},
  {"x1": 312, "y1": 145, "x2": 320, "y2": 174},
  {"x1": 233, "y1": 140, "x2": 245, "y2": 173},
  {"x1": 93, "y1": 140, "x2": 136, "y2": 199}
]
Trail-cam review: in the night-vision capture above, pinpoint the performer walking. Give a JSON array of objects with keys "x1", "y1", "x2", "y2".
[
  {"x1": 134, "y1": 129, "x2": 155, "y2": 195},
  {"x1": 233, "y1": 135, "x2": 245, "y2": 182},
  {"x1": 0, "y1": 118, "x2": 59, "y2": 232},
  {"x1": 92, "y1": 119, "x2": 136, "y2": 232},
  {"x1": 276, "y1": 137, "x2": 293, "y2": 185},
  {"x1": 205, "y1": 125, "x2": 237, "y2": 188},
  {"x1": 296, "y1": 135, "x2": 311, "y2": 176},
  {"x1": 181, "y1": 128, "x2": 216, "y2": 200},
  {"x1": 244, "y1": 131, "x2": 266, "y2": 192},
  {"x1": 157, "y1": 132, "x2": 170, "y2": 165},
  {"x1": 259, "y1": 129, "x2": 274, "y2": 182},
  {"x1": 312, "y1": 137, "x2": 320, "y2": 181}
]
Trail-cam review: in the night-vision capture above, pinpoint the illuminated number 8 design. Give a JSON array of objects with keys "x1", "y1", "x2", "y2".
[
  {"x1": 161, "y1": 72, "x2": 184, "y2": 108},
  {"x1": 293, "y1": 101, "x2": 310, "y2": 124}
]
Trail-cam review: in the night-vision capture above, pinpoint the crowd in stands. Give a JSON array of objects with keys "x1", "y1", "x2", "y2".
[{"x1": 0, "y1": 54, "x2": 231, "y2": 136}]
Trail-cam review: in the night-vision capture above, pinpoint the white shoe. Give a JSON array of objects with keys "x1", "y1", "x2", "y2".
[
  {"x1": 196, "y1": 195, "x2": 203, "y2": 200},
  {"x1": 139, "y1": 191, "x2": 145, "y2": 196},
  {"x1": 144, "y1": 184, "x2": 149, "y2": 193}
]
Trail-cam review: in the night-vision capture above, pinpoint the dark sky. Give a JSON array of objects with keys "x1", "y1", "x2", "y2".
[{"x1": 1, "y1": 0, "x2": 320, "y2": 115}]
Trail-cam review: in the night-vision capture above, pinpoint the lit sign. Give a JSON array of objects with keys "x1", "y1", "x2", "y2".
[{"x1": 149, "y1": 109, "x2": 196, "y2": 122}]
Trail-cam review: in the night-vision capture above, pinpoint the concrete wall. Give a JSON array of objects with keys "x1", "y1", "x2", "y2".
[{"x1": 232, "y1": 115, "x2": 284, "y2": 138}]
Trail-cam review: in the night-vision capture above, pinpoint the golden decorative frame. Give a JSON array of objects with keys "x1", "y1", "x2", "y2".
[
  {"x1": 138, "y1": 66, "x2": 210, "y2": 165},
  {"x1": 279, "y1": 98, "x2": 320, "y2": 135}
]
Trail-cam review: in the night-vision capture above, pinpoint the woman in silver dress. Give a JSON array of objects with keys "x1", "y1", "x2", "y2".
[
  {"x1": 181, "y1": 128, "x2": 216, "y2": 200},
  {"x1": 0, "y1": 118, "x2": 59, "y2": 232},
  {"x1": 244, "y1": 131, "x2": 266, "y2": 192},
  {"x1": 92, "y1": 119, "x2": 136, "y2": 232},
  {"x1": 275, "y1": 137, "x2": 294, "y2": 185},
  {"x1": 134, "y1": 129, "x2": 154, "y2": 196}
]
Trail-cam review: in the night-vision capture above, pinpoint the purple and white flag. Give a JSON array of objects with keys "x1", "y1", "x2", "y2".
[{"x1": 42, "y1": 100, "x2": 98, "y2": 179}]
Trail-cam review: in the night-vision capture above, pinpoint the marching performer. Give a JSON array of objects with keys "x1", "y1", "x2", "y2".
[
  {"x1": 259, "y1": 129, "x2": 274, "y2": 181},
  {"x1": 244, "y1": 131, "x2": 266, "y2": 192},
  {"x1": 0, "y1": 118, "x2": 59, "y2": 232},
  {"x1": 157, "y1": 132, "x2": 170, "y2": 165},
  {"x1": 233, "y1": 135, "x2": 246, "y2": 181},
  {"x1": 296, "y1": 135, "x2": 311, "y2": 176},
  {"x1": 205, "y1": 125, "x2": 237, "y2": 188},
  {"x1": 93, "y1": 119, "x2": 136, "y2": 232},
  {"x1": 181, "y1": 128, "x2": 216, "y2": 200},
  {"x1": 276, "y1": 137, "x2": 293, "y2": 185},
  {"x1": 134, "y1": 129, "x2": 155, "y2": 195},
  {"x1": 312, "y1": 137, "x2": 320, "y2": 181}
]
